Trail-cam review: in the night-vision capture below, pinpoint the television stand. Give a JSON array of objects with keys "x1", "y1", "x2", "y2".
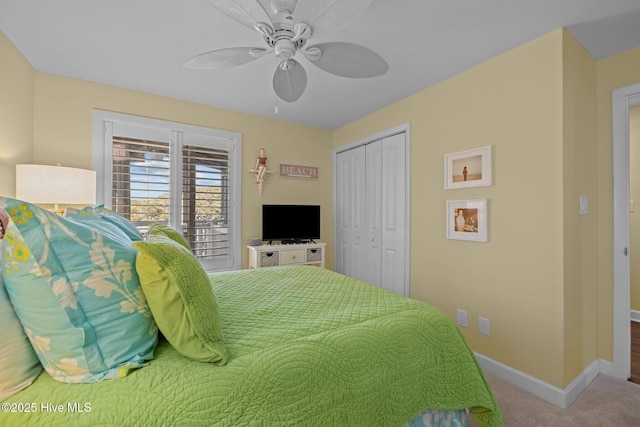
[{"x1": 248, "y1": 242, "x2": 325, "y2": 269}]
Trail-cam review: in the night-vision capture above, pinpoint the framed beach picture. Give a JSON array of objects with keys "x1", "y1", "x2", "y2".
[
  {"x1": 446, "y1": 199, "x2": 488, "y2": 242},
  {"x1": 444, "y1": 146, "x2": 492, "y2": 189}
]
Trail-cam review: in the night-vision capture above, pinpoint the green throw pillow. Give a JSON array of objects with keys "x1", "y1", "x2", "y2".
[
  {"x1": 132, "y1": 234, "x2": 227, "y2": 364},
  {"x1": 148, "y1": 223, "x2": 190, "y2": 250}
]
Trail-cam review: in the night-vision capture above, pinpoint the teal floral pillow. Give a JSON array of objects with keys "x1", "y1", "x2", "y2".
[
  {"x1": 66, "y1": 205, "x2": 143, "y2": 241},
  {"x1": 0, "y1": 252, "x2": 42, "y2": 400},
  {"x1": 0, "y1": 197, "x2": 157, "y2": 383}
]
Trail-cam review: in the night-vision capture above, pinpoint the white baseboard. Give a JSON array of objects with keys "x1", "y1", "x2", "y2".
[
  {"x1": 474, "y1": 352, "x2": 604, "y2": 409},
  {"x1": 598, "y1": 358, "x2": 614, "y2": 376},
  {"x1": 631, "y1": 309, "x2": 640, "y2": 323}
]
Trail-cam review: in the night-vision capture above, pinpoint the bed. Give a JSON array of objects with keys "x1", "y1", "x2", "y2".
[{"x1": 0, "y1": 198, "x2": 502, "y2": 426}]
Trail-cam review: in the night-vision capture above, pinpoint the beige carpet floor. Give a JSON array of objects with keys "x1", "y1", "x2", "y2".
[{"x1": 468, "y1": 373, "x2": 640, "y2": 426}]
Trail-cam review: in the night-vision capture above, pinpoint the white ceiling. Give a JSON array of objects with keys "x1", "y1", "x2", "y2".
[{"x1": 2, "y1": 0, "x2": 640, "y2": 130}]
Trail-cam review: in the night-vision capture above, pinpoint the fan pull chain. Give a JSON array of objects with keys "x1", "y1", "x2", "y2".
[{"x1": 274, "y1": 56, "x2": 279, "y2": 114}]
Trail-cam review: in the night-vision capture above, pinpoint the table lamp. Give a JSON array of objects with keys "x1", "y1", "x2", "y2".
[{"x1": 16, "y1": 164, "x2": 97, "y2": 215}]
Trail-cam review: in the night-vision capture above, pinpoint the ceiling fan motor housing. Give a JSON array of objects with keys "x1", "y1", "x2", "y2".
[
  {"x1": 275, "y1": 39, "x2": 295, "y2": 60},
  {"x1": 260, "y1": 12, "x2": 309, "y2": 61}
]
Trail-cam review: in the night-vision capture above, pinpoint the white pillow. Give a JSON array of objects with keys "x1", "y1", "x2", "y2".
[{"x1": 0, "y1": 238, "x2": 42, "y2": 400}]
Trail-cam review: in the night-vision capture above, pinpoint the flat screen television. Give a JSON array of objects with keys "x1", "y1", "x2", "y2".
[{"x1": 262, "y1": 204, "x2": 320, "y2": 244}]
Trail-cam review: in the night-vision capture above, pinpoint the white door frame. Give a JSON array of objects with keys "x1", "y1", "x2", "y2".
[
  {"x1": 332, "y1": 123, "x2": 411, "y2": 297},
  {"x1": 612, "y1": 82, "x2": 640, "y2": 379}
]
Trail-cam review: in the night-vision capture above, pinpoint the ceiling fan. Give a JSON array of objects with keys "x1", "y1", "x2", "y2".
[{"x1": 184, "y1": 0, "x2": 389, "y2": 103}]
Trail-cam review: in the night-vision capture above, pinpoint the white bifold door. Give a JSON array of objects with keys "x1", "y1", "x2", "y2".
[{"x1": 335, "y1": 132, "x2": 408, "y2": 296}]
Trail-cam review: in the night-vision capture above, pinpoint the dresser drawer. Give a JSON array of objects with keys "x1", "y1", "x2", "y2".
[
  {"x1": 259, "y1": 251, "x2": 279, "y2": 267},
  {"x1": 279, "y1": 249, "x2": 306, "y2": 265},
  {"x1": 306, "y1": 248, "x2": 322, "y2": 262}
]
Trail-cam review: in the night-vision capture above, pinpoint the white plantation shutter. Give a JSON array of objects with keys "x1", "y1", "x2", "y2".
[
  {"x1": 181, "y1": 144, "x2": 230, "y2": 261},
  {"x1": 111, "y1": 137, "x2": 171, "y2": 224},
  {"x1": 93, "y1": 111, "x2": 241, "y2": 271}
]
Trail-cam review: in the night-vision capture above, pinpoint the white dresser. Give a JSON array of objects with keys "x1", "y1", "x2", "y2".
[{"x1": 247, "y1": 243, "x2": 326, "y2": 269}]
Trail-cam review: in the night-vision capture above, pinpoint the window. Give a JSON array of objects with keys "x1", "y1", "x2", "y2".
[{"x1": 93, "y1": 111, "x2": 241, "y2": 271}]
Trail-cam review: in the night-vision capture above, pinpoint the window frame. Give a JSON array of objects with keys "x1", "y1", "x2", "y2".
[{"x1": 92, "y1": 110, "x2": 242, "y2": 271}]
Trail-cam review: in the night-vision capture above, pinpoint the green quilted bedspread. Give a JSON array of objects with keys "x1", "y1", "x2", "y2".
[{"x1": 2, "y1": 265, "x2": 502, "y2": 426}]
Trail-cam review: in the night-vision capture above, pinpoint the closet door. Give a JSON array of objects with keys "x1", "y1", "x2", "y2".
[
  {"x1": 380, "y1": 133, "x2": 406, "y2": 295},
  {"x1": 335, "y1": 132, "x2": 407, "y2": 296},
  {"x1": 364, "y1": 140, "x2": 382, "y2": 287},
  {"x1": 335, "y1": 145, "x2": 367, "y2": 282}
]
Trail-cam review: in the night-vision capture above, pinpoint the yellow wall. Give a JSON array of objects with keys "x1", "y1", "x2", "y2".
[
  {"x1": 0, "y1": 30, "x2": 35, "y2": 196},
  {"x1": 335, "y1": 30, "x2": 568, "y2": 386},
  {"x1": 561, "y1": 31, "x2": 598, "y2": 384},
  {"x1": 629, "y1": 106, "x2": 640, "y2": 312},
  {"x1": 30, "y1": 73, "x2": 334, "y2": 269},
  {"x1": 595, "y1": 44, "x2": 640, "y2": 361}
]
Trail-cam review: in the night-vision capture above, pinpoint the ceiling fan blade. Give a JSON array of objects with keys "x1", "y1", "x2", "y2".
[
  {"x1": 183, "y1": 47, "x2": 264, "y2": 70},
  {"x1": 273, "y1": 59, "x2": 307, "y2": 102},
  {"x1": 207, "y1": 0, "x2": 272, "y2": 31},
  {"x1": 306, "y1": 42, "x2": 388, "y2": 78},
  {"x1": 293, "y1": 0, "x2": 373, "y2": 38}
]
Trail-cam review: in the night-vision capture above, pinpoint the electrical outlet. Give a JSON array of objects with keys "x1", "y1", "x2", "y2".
[
  {"x1": 479, "y1": 317, "x2": 490, "y2": 336},
  {"x1": 457, "y1": 309, "x2": 468, "y2": 328}
]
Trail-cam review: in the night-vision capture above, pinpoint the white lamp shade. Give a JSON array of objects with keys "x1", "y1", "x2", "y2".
[{"x1": 16, "y1": 164, "x2": 97, "y2": 205}]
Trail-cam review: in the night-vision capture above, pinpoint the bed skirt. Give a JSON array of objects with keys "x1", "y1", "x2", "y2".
[{"x1": 403, "y1": 409, "x2": 467, "y2": 427}]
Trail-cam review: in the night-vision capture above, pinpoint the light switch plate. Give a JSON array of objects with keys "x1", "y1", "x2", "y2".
[{"x1": 580, "y1": 196, "x2": 588, "y2": 215}]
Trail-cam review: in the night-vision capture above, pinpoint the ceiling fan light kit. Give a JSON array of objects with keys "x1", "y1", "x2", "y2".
[{"x1": 184, "y1": 0, "x2": 388, "y2": 103}]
